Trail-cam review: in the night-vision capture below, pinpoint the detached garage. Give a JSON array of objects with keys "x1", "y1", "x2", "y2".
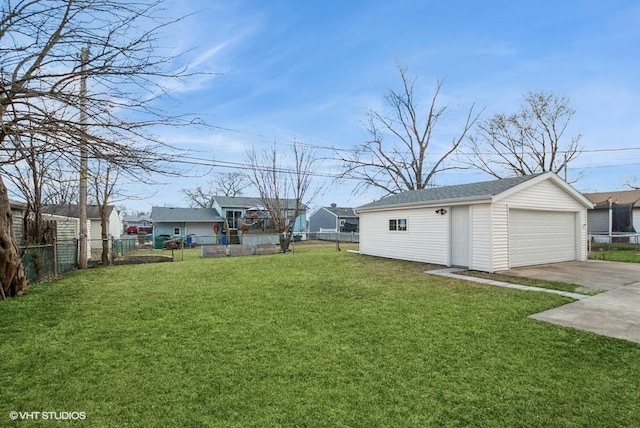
[{"x1": 355, "y1": 172, "x2": 593, "y2": 272}]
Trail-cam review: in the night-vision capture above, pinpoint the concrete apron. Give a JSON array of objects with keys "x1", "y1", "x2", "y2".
[
  {"x1": 530, "y1": 282, "x2": 640, "y2": 345},
  {"x1": 428, "y1": 267, "x2": 640, "y2": 345}
]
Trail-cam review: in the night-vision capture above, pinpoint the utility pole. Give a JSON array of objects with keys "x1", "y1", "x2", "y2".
[{"x1": 78, "y1": 46, "x2": 89, "y2": 269}]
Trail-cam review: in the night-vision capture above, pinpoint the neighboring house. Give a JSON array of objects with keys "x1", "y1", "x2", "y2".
[
  {"x1": 10, "y1": 200, "x2": 27, "y2": 247},
  {"x1": 582, "y1": 189, "x2": 640, "y2": 237},
  {"x1": 151, "y1": 206, "x2": 224, "y2": 245},
  {"x1": 211, "y1": 196, "x2": 308, "y2": 236},
  {"x1": 42, "y1": 204, "x2": 122, "y2": 260},
  {"x1": 42, "y1": 204, "x2": 122, "y2": 240},
  {"x1": 122, "y1": 212, "x2": 153, "y2": 234},
  {"x1": 309, "y1": 204, "x2": 359, "y2": 233},
  {"x1": 40, "y1": 213, "x2": 85, "y2": 241},
  {"x1": 41, "y1": 213, "x2": 90, "y2": 262},
  {"x1": 356, "y1": 172, "x2": 593, "y2": 273}
]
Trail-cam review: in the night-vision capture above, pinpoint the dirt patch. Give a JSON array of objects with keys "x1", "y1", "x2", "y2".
[{"x1": 113, "y1": 255, "x2": 173, "y2": 265}]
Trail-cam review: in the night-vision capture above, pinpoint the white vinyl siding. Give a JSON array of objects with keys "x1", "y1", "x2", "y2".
[
  {"x1": 360, "y1": 207, "x2": 449, "y2": 265},
  {"x1": 491, "y1": 204, "x2": 510, "y2": 272},
  {"x1": 470, "y1": 204, "x2": 492, "y2": 272},
  {"x1": 500, "y1": 179, "x2": 585, "y2": 211},
  {"x1": 509, "y1": 209, "x2": 577, "y2": 267}
]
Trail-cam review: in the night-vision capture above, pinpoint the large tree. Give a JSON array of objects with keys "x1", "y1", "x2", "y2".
[
  {"x1": 466, "y1": 91, "x2": 582, "y2": 180},
  {"x1": 0, "y1": 0, "x2": 197, "y2": 297},
  {"x1": 337, "y1": 65, "x2": 479, "y2": 195}
]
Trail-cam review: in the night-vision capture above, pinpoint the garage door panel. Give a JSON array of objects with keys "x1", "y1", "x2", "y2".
[{"x1": 509, "y1": 210, "x2": 576, "y2": 268}]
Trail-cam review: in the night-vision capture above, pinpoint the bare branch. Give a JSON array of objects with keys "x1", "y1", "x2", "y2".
[
  {"x1": 465, "y1": 91, "x2": 582, "y2": 182},
  {"x1": 336, "y1": 64, "x2": 479, "y2": 195}
]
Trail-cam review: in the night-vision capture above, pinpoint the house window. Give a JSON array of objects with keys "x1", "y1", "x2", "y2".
[
  {"x1": 339, "y1": 219, "x2": 346, "y2": 227},
  {"x1": 173, "y1": 227, "x2": 181, "y2": 235},
  {"x1": 389, "y1": 218, "x2": 407, "y2": 231}
]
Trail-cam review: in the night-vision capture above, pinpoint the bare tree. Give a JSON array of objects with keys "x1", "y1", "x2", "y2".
[
  {"x1": 182, "y1": 172, "x2": 250, "y2": 208},
  {"x1": 467, "y1": 91, "x2": 582, "y2": 180},
  {"x1": 0, "y1": 0, "x2": 201, "y2": 296},
  {"x1": 216, "y1": 172, "x2": 251, "y2": 197},
  {"x1": 245, "y1": 141, "x2": 322, "y2": 251},
  {"x1": 89, "y1": 159, "x2": 120, "y2": 266},
  {"x1": 42, "y1": 161, "x2": 79, "y2": 206},
  {"x1": 337, "y1": 65, "x2": 479, "y2": 195},
  {"x1": 1, "y1": 132, "x2": 78, "y2": 243}
]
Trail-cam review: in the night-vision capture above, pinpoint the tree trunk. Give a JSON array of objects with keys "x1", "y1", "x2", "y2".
[
  {"x1": 0, "y1": 176, "x2": 28, "y2": 298},
  {"x1": 99, "y1": 204, "x2": 110, "y2": 266}
]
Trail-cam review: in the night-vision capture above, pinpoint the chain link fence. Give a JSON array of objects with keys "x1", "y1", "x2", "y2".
[{"x1": 21, "y1": 239, "x2": 79, "y2": 283}]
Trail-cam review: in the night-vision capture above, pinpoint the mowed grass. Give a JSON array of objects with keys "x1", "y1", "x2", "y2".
[{"x1": 1, "y1": 244, "x2": 639, "y2": 427}]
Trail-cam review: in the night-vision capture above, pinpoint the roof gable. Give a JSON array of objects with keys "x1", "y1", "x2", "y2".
[{"x1": 151, "y1": 206, "x2": 223, "y2": 222}]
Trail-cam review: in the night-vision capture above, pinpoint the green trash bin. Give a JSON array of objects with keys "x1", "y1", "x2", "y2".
[{"x1": 154, "y1": 236, "x2": 164, "y2": 249}]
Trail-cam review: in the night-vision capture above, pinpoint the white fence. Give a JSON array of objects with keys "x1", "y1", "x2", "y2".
[
  {"x1": 589, "y1": 233, "x2": 640, "y2": 245},
  {"x1": 309, "y1": 231, "x2": 359, "y2": 243}
]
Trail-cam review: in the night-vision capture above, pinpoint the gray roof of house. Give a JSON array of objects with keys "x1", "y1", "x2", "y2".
[
  {"x1": 42, "y1": 204, "x2": 114, "y2": 219},
  {"x1": 213, "y1": 196, "x2": 309, "y2": 211},
  {"x1": 357, "y1": 173, "x2": 545, "y2": 210},
  {"x1": 151, "y1": 206, "x2": 223, "y2": 222},
  {"x1": 325, "y1": 206, "x2": 358, "y2": 217}
]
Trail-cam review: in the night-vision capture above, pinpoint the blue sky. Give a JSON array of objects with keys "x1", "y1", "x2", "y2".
[{"x1": 126, "y1": 0, "x2": 640, "y2": 213}]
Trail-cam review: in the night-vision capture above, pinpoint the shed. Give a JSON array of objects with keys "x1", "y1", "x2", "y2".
[{"x1": 355, "y1": 172, "x2": 593, "y2": 272}]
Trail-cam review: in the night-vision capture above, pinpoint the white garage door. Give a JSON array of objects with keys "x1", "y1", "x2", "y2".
[{"x1": 509, "y1": 209, "x2": 576, "y2": 268}]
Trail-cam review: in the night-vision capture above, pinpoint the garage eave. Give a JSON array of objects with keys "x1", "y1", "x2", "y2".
[{"x1": 355, "y1": 195, "x2": 492, "y2": 214}]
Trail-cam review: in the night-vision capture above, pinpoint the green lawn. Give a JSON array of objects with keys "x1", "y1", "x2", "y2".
[
  {"x1": 458, "y1": 270, "x2": 595, "y2": 294},
  {"x1": 2, "y1": 244, "x2": 639, "y2": 427},
  {"x1": 590, "y1": 250, "x2": 640, "y2": 263}
]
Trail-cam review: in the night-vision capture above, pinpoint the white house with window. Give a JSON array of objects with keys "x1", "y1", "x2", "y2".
[{"x1": 356, "y1": 172, "x2": 593, "y2": 272}]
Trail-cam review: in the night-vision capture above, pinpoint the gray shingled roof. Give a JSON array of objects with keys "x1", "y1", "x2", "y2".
[
  {"x1": 42, "y1": 204, "x2": 114, "y2": 219},
  {"x1": 326, "y1": 206, "x2": 358, "y2": 217},
  {"x1": 213, "y1": 196, "x2": 309, "y2": 211},
  {"x1": 357, "y1": 173, "x2": 545, "y2": 210},
  {"x1": 151, "y1": 207, "x2": 223, "y2": 222}
]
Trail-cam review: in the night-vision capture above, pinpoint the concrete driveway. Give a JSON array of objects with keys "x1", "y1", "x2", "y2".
[
  {"x1": 504, "y1": 260, "x2": 640, "y2": 291},
  {"x1": 506, "y1": 261, "x2": 640, "y2": 344}
]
